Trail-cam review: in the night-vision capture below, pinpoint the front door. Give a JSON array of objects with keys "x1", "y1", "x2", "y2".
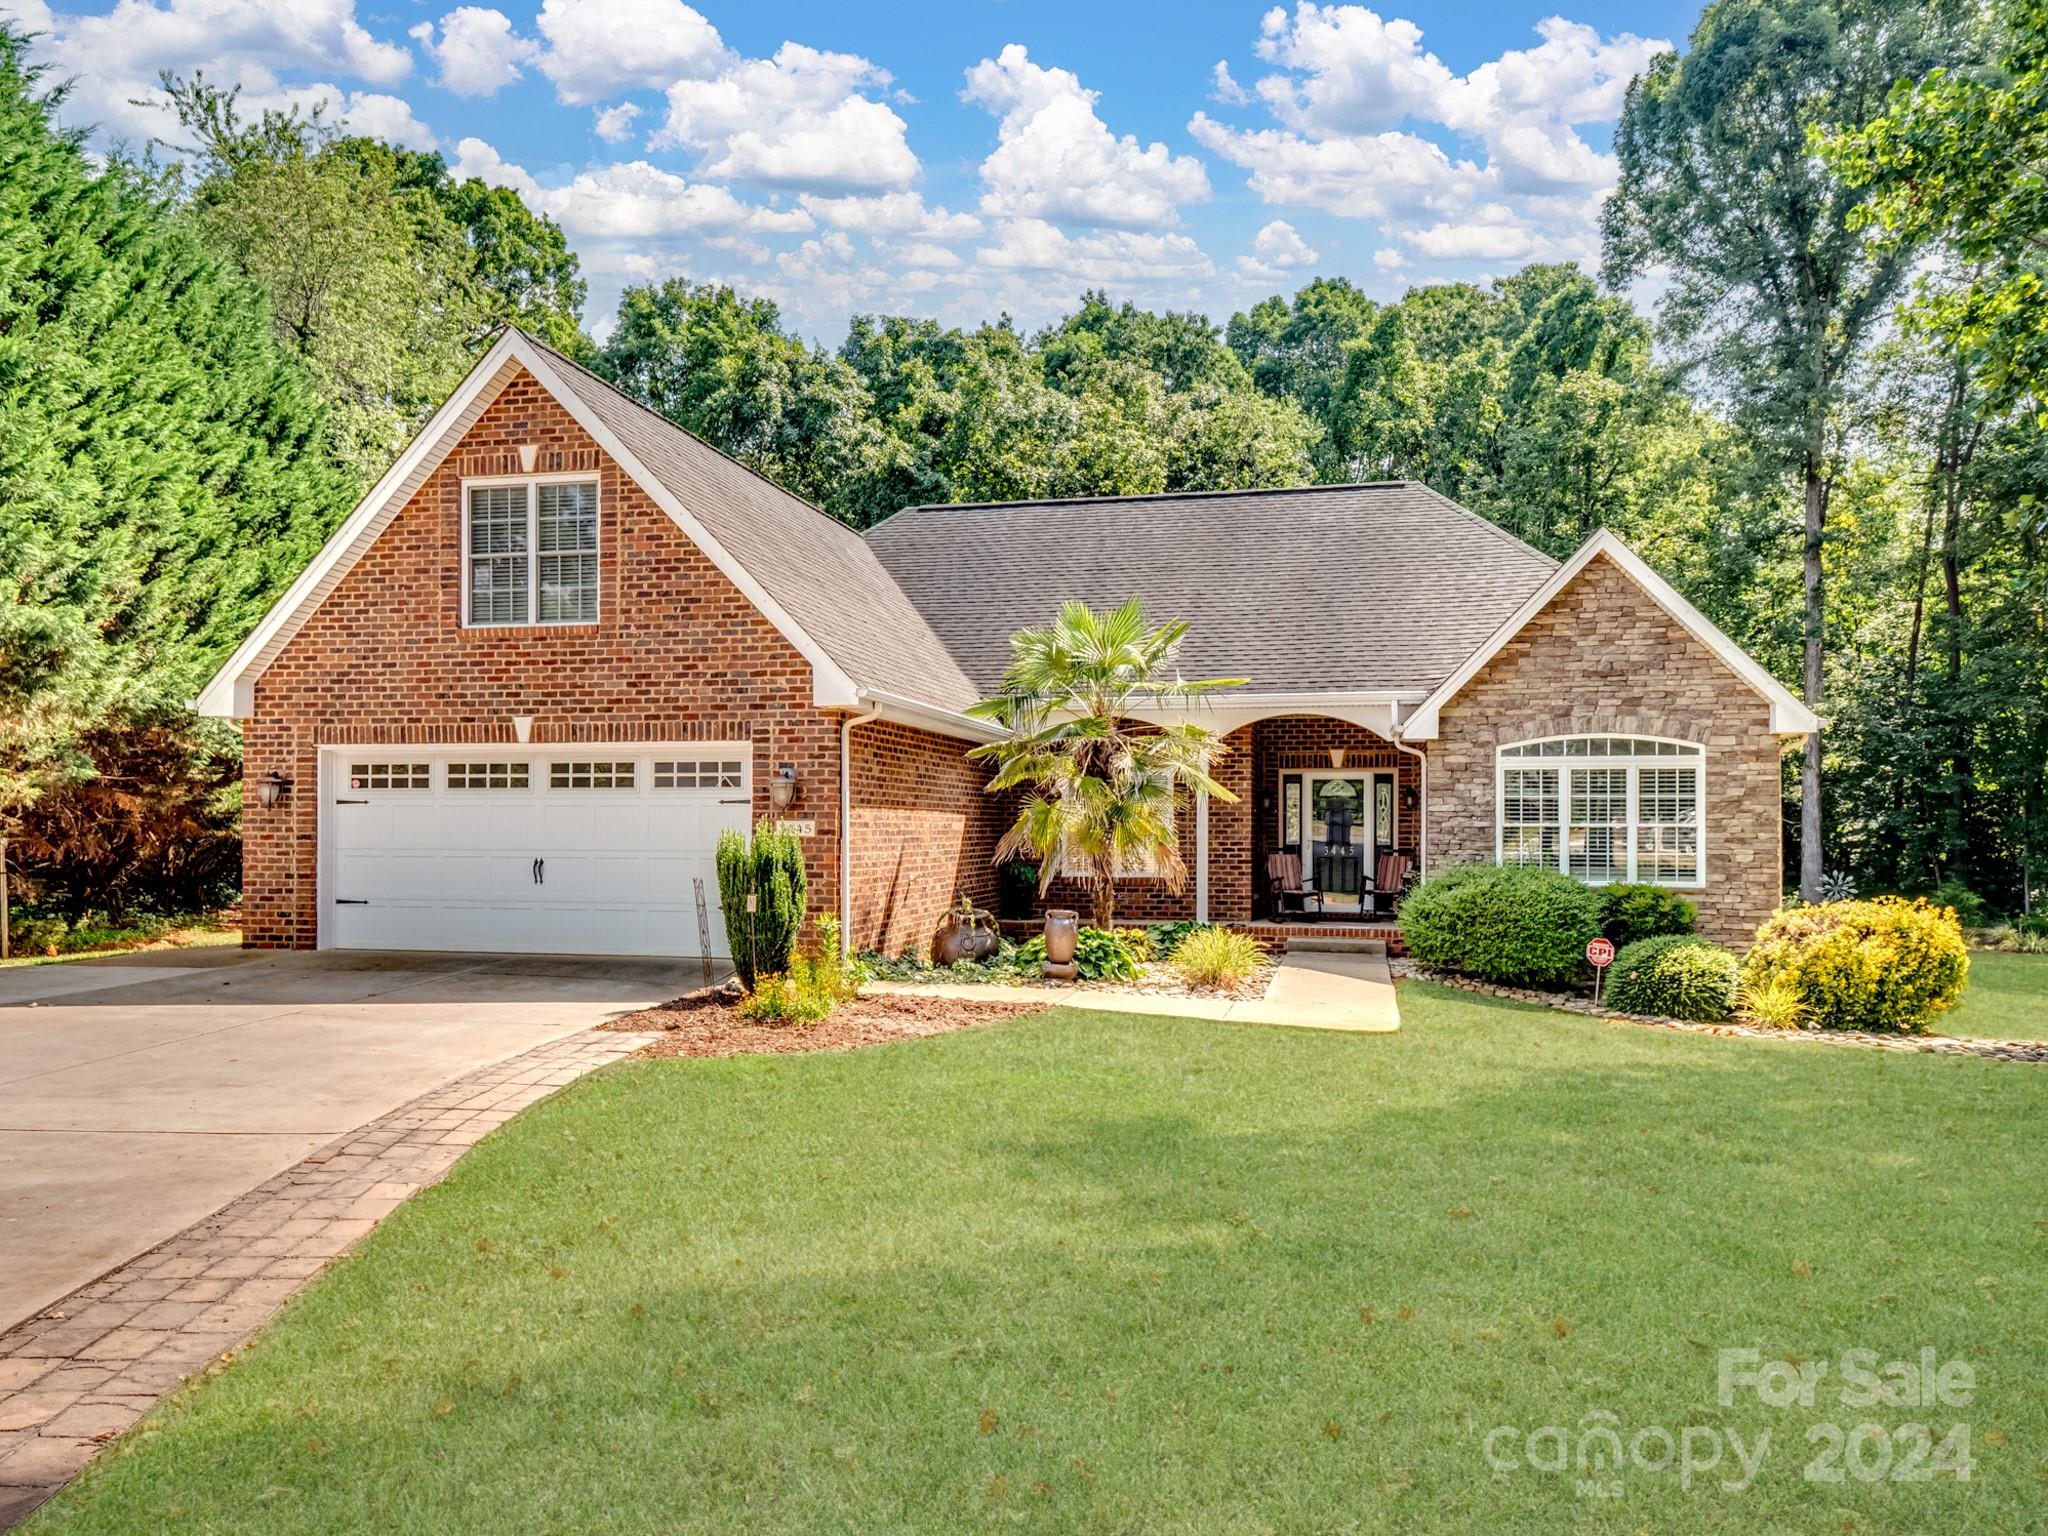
[{"x1": 1299, "y1": 771, "x2": 1394, "y2": 912}]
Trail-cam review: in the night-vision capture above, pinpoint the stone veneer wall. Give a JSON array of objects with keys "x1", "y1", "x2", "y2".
[
  {"x1": 243, "y1": 367, "x2": 841, "y2": 949},
  {"x1": 845, "y1": 719, "x2": 1009, "y2": 958},
  {"x1": 1424, "y1": 553, "x2": 1786, "y2": 948}
]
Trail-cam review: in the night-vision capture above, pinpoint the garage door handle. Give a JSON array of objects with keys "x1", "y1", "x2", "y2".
[
  {"x1": 334, "y1": 798, "x2": 368, "y2": 805},
  {"x1": 532, "y1": 857, "x2": 545, "y2": 885},
  {"x1": 718, "y1": 796, "x2": 749, "y2": 804},
  {"x1": 335, "y1": 898, "x2": 368, "y2": 905}
]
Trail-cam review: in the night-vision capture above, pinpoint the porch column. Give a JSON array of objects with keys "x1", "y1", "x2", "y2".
[{"x1": 1195, "y1": 788, "x2": 1210, "y2": 923}]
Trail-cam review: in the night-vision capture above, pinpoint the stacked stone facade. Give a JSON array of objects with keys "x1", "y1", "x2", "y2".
[{"x1": 1424, "y1": 553, "x2": 1785, "y2": 947}]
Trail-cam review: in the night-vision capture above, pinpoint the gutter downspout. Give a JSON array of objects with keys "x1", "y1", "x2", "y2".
[
  {"x1": 1391, "y1": 734, "x2": 1429, "y2": 880},
  {"x1": 839, "y1": 703, "x2": 882, "y2": 958}
]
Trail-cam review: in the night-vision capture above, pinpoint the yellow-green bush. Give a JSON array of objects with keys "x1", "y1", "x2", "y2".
[
  {"x1": 1740, "y1": 898, "x2": 1968, "y2": 1033},
  {"x1": 1167, "y1": 926, "x2": 1266, "y2": 990}
]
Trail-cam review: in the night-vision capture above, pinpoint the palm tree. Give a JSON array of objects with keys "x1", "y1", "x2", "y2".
[{"x1": 968, "y1": 598, "x2": 1244, "y2": 930}]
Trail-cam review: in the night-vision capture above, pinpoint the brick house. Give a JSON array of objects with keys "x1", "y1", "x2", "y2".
[{"x1": 198, "y1": 330, "x2": 1817, "y2": 958}]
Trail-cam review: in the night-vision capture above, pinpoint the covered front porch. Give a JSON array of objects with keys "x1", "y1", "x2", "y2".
[{"x1": 1022, "y1": 703, "x2": 1428, "y2": 933}]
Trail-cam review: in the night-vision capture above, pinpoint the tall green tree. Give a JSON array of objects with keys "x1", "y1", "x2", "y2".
[
  {"x1": 1601, "y1": 0, "x2": 1972, "y2": 899},
  {"x1": 1826, "y1": 0, "x2": 2048, "y2": 412}
]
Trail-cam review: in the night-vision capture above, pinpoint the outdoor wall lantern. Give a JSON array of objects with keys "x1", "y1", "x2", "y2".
[
  {"x1": 1400, "y1": 785, "x2": 1420, "y2": 812},
  {"x1": 768, "y1": 763, "x2": 799, "y2": 813},
  {"x1": 258, "y1": 770, "x2": 294, "y2": 809}
]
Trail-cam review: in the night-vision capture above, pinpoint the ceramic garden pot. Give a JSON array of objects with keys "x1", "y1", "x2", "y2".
[
  {"x1": 932, "y1": 894, "x2": 1000, "y2": 966},
  {"x1": 1042, "y1": 909, "x2": 1079, "y2": 966}
]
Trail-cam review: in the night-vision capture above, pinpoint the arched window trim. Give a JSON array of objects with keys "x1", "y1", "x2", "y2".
[{"x1": 1495, "y1": 734, "x2": 1705, "y2": 889}]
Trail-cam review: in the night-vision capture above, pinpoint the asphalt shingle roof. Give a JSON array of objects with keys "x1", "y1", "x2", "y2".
[
  {"x1": 863, "y1": 484, "x2": 1559, "y2": 697},
  {"x1": 532, "y1": 338, "x2": 982, "y2": 712}
]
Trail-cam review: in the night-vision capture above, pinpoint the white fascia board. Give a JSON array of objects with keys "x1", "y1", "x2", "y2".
[
  {"x1": 514, "y1": 342, "x2": 861, "y2": 709},
  {"x1": 195, "y1": 331, "x2": 527, "y2": 717},
  {"x1": 1399, "y1": 530, "x2": 1821, "y2": 740},
  {"x1": 859, "y1": 689, "x2": 1005, "y2": 744},
  {"x1": 195, "y1": 330, "x2": 860, "y2": 717}
]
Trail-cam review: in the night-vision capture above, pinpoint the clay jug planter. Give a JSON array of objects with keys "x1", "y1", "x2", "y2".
[
  {"x1": 1042, "y1": 909, "x2": 1080, "y2": 978},
  {"x1": 932, "y1": 893, "x2": 1000, "y2": 967}
]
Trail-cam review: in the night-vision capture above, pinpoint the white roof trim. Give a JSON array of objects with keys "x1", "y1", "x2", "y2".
[
  {"x1": 858, "y1": 689, "x2": 1005, "y2": 745},
  {"x1": 195, "y1": 329, "x2": 859, "y2": 718},
  {"x1": 1399, "y1": 530, "x2": 1820, "y2": 740}
]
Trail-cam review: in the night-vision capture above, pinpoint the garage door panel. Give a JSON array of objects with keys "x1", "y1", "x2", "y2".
[{"x1": 327, "y1": 749, "x2": 750, "y2": 958}]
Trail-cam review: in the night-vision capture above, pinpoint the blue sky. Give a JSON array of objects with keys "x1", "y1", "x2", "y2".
[{"x1": 8, "y1": 0, "x2": 1704, "y2": 340}]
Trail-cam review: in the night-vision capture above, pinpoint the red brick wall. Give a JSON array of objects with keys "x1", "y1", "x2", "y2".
[
  {"x1": 1425, "y1": 553, "x2": 1786, "y2": 947},
  {"x1": 242, "y1": 367, "x2": 841, "y2": 949},
  {"x1": 846, "y1": 719, "x2": 1008, "y2": 958},
  {"x1": 1025, "y1": 723, "x2": 1255, "y2": 927}
]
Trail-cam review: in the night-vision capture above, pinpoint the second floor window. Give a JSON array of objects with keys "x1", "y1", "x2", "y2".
[{"x1": 465, "y1": 478, "x2": 599, "y2": 626}]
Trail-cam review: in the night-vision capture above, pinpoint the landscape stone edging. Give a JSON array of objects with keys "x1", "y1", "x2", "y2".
[{"x1": 1388, "y1": 960, "x2": 2048, "y2": 1064}]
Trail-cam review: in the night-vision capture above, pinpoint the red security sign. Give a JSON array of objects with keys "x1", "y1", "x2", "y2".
[{"x1": 1586, "y1": 937, "x2": 1615, "y2": 968}]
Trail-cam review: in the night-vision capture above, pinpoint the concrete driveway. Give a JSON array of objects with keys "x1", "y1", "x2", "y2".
[{"x1": 0, "y1": 948, "x2": 715, "y2": 1331}]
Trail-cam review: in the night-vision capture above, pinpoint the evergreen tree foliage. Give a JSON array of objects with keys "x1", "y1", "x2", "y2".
[{"x1": 0, "y1": 25, "x2": 343, "y2": 907}]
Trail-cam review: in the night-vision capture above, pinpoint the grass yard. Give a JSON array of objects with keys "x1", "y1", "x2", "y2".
[
  {"x1": 29, "y1": 984, "x2": 2047, "y2": 1535},
  {"x1": 1939, "y1": 950, "x2": 2048, "y2": 1040}
]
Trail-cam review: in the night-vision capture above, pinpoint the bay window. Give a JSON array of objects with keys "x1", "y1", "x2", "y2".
[{"x1": 1496, "y1": 736, "x2": 1703, "y2": 888}]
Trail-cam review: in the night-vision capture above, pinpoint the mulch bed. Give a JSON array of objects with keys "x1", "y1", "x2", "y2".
[{"x1": 604, "y1": 988, "x2": 1042, "y2": 1059}]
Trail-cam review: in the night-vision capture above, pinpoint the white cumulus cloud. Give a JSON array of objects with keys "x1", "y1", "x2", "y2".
[
  {"x1": 533, "y1": 0, "x2": 726, "y2": 105},
  {"x1": 451, "y1": 136, "x2": 811, "y2": 239},
  {"x1": 657, "y1": 42, "x2": 919, "y2": 192},
  {"x1": 963, "y1": 44, "x2": 1210, "y2": 230},
  {"x1": 591, "y1": 102, "x2": 642, "y2": 142},
  {"x1": 410, "y1": 7, "x2": 538, "y2": 97},
  {"x1": 1237, "y1": 217, "x2": 1319, "y2": 278},
  {"x1": 1198, "y1": 4, "x2": 1670, "y2": 270}
]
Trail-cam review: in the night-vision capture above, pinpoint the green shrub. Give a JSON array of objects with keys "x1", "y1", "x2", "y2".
[
  {"x1": 1145, "y1": 920, "x2": 1207, "y2": 957},
  {"x1": 738, "y1": 918, "x2": 856, "y2": 1025},
  {"x1": 1398, "y1": 864, "x2": 1602, "y2": 987},
  {"x1": 1013, "y1": 926, "x2": 1143, "y2": 982},
  {"x1": 751, "y1": 821, "x2": 807, "y2": 974},
  {"x1": 716, "y1": 820, "x2": 809, "y2": 991},
  {"x1": 1605, "y1": 934, "x2": 1738, "y2": 1021},
  {"x1": 1596, "y1": 884, "x2": 1697, "y2": 948},
  {"x1": 737, "y1": 971, "x2": 833, "y2": 1024},
  {"x1": 1741, "y1": 897, "x2": 1969, "y2": 1033},
  {"x1": 1736, "y1": 973, "x2": 1812, "y2": 1030},
  {"x1": 8, "y1": 911, "x2": 68, "y2": 956},
  {"x1": 1168, "y1": 927, "x2": 1265, "y2": 989},
  {"x1": 1927, "y1": 877, "x2": 1988, "y2": 929}
]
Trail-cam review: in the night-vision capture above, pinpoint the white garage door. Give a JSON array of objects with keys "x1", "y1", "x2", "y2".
[{"x1": 325, "y1": 747, "x2": 751, "y2": 957}]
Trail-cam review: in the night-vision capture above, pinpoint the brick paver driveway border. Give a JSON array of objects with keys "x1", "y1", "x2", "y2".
[{"x1": 0, "y1": 1026, "x2": 650, "y2": 1527}]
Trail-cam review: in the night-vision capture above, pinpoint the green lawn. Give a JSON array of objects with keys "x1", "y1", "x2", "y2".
[
  {"x1": 1939, "y1": 950, "x2": 2048, "y2": 1039},
  {"x1": 31, "y1": 985, "x2": 2047, "y2": 1535}
]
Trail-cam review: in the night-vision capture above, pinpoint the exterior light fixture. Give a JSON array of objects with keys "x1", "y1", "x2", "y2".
[
  {"x1": 1400, "y1": 785, "x2": 1420, "y2": 812},
  {"x1": 258, "y1": 770, "x2": 294, "y2": 808},
  {"x1": 768, "y1": 763, "x2": 799, "y2": 813}
]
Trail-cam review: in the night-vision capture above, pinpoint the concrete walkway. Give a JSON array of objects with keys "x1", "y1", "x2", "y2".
[{"x1": 867, "y1": 949, "x2": 1399, "y2": 1033}]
